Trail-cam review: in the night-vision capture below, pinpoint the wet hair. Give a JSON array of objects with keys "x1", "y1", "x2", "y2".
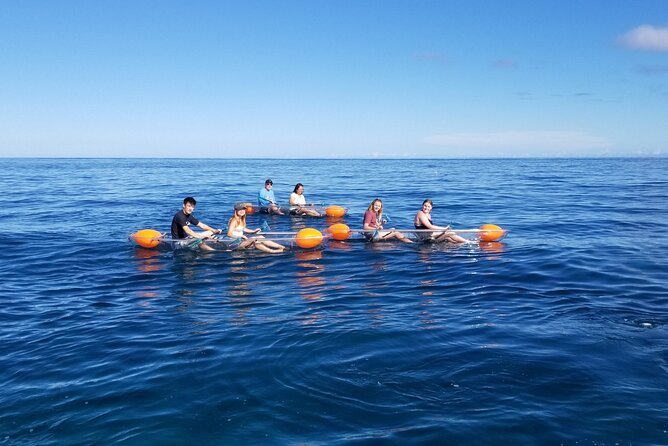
[
  {"x1": 422, "y1": 199, "x2": 433, "y2": 207},
  {"x1": 293, "y1": 183, "x2": 304, "y2": 193},
  {"x1": 183, "y1": 197, "x2": 197, "y2": 206},
  {"x1": 265, "y1": 179, "x2": 273, "y2": 185}
]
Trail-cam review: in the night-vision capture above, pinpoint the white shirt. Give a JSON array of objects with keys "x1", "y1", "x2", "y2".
[{"x1": 290, "y1": 192, "x2": 306, "y2": 206}]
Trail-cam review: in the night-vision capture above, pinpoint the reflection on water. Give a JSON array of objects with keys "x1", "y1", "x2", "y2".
[
  {"x1": 360, "y1": 252, "x2": 390, "y2": 329},
  {"x1": 294, "y1": 250, "x2": 327, "y2": 328},
  {"x1": 327, "y1": 240, "x2": 353, "y2": 251},
  {"x1": 133, "y1": 248, "x2": 165, "y2": 303},
  {"x1": 419, "y1": 298, "x2": 439, "y2": 329},
  {"x1": 227, "y1": 257, "x2": 254, "y2": 326},
  {"x1": 418, "y1": 278, "x2": 437, "y2": 296},
  {"x1": 294, "y1": 250, "x2": 323, "y2": 262},
  {"x1": 479, "y1": 241, "x2": 506, "y2": 259},
  {"x1": 172, "y1": 250, "x2": 201, "y2": 282},
  {"x1": 295, "y1": 250, "x2": 326, "y2": 301},
  {"x1": 133, "y1": 248, "x2": 163, "y2": 273},
  {"x1": 367, "y1": 304, "x2": 385, "y2": 328},
  {"x1": 325, "y1": 216, "x2": 346, "y2": 226},
  {"x1": 228, "y1": 257, "x2": 253, "y2": 298},
  {"x1": 289, "y1": 218, "x2": 309, "y2": 232}
]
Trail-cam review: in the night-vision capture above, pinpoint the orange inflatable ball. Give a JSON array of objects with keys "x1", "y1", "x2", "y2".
[
  {"x1": 296, "y1": 228, "x2": 323, "y2": 249},
  {"x1": 327, "y1": 223, "x2": 351, "y2": 241},
  {"x1": 325, "y1": 205, "x2": 346, "y2": 218},
  {"x1": 479, "y1": 224, "x2": 505, "y2": 242},
  {"x1": 131, "y1": 229, "x2": 162, "y2": 248}
]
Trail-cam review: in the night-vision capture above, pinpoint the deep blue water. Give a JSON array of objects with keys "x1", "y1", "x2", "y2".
[{"x1": 1, "y1": 158, "x2": 667, "y2": 445}]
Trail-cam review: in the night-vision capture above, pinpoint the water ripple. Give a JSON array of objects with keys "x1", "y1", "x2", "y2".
[{"x1": 2, "y1": 158, "x2": 668, "y2": 445}]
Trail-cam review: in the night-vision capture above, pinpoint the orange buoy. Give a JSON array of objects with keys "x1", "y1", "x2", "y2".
[
  {"x1": 479, "y1": 224, "x2": 505, "y2": 242},
  {"x1": 325, "y1": 205, "x2": 346, "y2": 218},
  {"x1": 131, "y1": 229, "x2": 162, "y2": 248},
  {"x1": 295, "y1": 228, "x2": 323, "y2": 249},
  {"x1": 327, "y1": 223, "x2": 351, "y2": 241}
]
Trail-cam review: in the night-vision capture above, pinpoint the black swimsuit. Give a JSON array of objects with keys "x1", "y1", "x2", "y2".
[{"x1": 415, "y1": 214, "x2": 432, "y2": 229}]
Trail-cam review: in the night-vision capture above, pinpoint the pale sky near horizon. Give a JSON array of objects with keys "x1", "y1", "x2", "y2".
[{"x1": 1, "y1": 0, "x2": 667, "y2": 158}]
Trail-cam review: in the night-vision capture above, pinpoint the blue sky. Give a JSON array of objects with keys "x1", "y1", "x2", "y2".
[{"x1": 1, "y1": 0, "x2": 666, "y2": 158}]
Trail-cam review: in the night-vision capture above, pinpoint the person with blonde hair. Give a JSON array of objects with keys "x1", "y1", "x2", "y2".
[
  {"x1": 363, "y1": 198, "x2": 413, "y2": 243},
  {"x1": 227, "y1": 203, "x2": 286, "y2": 253}
]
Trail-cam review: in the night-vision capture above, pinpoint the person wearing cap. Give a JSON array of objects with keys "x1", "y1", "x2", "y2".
[
  {"x1": 258, "y1": 179, "x2": 284, "y2": 215},
  {"x1": 227, "y1": 203, "x2": 286, "y2": 253},
  {"x1": 171, "y1": 197, "x2": 223, "y2": 250}
]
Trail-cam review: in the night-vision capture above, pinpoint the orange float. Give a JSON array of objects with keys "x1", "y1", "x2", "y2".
[
  {"x1": 327, "y1": 223, "x2": 351, "y2": 241},
  {"x1": 295, "y1": 228, "x2": 323, "y2": 249},
  {"x1": 130, "y1": 229, "x2": 162, "y2": 248},
  {"x1": 479, "y1": 224, "x2": 505, "y2": 242},
  {"x1": 325, "y1": 205, "x2": 346, "y2": 218}
]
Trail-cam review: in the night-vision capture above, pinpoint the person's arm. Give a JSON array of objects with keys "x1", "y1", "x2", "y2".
[
  {"x1": 197, "y1": 221, "x2": 221, "y2": 234},
  {"x1": 183, "y1": 225, "x2": 197, "y2": 237},
  {"x1": 183, "y1": 224, "x2": 209, "y2": 239},
  {"x1": 363, "y1": 211, "x2": 378, "y2": 231}
]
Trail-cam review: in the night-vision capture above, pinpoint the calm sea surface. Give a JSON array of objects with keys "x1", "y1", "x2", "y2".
[{"x1": 1, "y1": 158, "x2": 667, "y2": 445}]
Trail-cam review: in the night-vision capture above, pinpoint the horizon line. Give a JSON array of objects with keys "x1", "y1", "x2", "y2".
[{"x1": 2, "y1": 155, "x2": 667, "y2": 160}]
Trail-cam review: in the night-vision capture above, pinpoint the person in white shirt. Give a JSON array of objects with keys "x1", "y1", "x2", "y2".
[{"x1": 289, "y1": 183, "x2": 321, "y2": 217}]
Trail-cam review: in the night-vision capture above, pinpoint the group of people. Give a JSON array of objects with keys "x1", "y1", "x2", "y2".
[
  {"x1": 170, "y1": 196, "x2": 286, "y2": 253},
  {"x1": 362, "y1": 198, "x2": 473, "y2": 244},
  {"x1": 258, "y1": 179, "x2": 321, "y2": 217},
  {"x1": 170, "y1": 182, "x2": 473, "y2": 253}
]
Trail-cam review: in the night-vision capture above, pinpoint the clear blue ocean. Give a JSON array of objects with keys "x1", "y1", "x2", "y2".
[{"x1": 1, "y1": 158, "x2": 667, "y2": 445}]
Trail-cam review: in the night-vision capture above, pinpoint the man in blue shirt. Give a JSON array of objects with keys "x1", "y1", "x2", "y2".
[{"x1": 258, "y1": 179, "x2": 284, "y2": 215}]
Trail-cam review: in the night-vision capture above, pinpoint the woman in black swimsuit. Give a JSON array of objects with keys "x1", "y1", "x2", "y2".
[{"x1": 414, "y1": 199, "x2": 472, "y2": 243}]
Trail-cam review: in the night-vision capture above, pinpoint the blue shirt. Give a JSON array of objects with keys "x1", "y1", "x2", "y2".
[{"x1": 258, "y1": 188, "x2": 276, "y2": 206}]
